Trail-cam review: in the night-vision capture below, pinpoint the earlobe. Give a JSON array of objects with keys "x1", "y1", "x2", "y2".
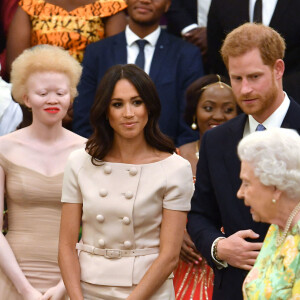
[
  {"x1": 273, "y1": 187, "x2": 282, "y2": 201},
  {"x1": 23, "y1": 95, "x2": 31, "y2": 108}
]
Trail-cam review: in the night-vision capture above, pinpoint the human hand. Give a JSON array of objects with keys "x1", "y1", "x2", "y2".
[
  {"x1": 183, "y1": 27, "x2": 207, "y2": 55},
  {"x1": 180, "y1": 230, "x2": 202, "y2": 265},
  {"x1": 22, "y1": 287, "x2": 42, "y2": 300},
  {"x1": 41, "y1": 282, "x2": 66, "y2": 300},
  {"x1": 217, "y1": 230, "x2": 263, "y2": 270}
]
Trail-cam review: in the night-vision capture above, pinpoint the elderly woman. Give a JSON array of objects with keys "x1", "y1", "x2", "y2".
[
  {"x1": 237, "y1": 128, "x2": 300, "y2": 299},
  {"x1": 0, "y1": 45, "x2": 86, "y2": 300},
  {"x1": 58, "y1": 64, "x2": 194, "y2": 299}
]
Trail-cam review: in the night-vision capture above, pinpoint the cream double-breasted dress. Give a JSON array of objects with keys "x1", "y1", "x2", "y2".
[{"x1": 62, "y1": 149, "x2": 193, "y2": 299}]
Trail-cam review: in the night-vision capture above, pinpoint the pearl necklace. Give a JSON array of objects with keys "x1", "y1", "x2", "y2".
[{"x1": 276, "y1": 201, "x2": 300, "y2": 247}]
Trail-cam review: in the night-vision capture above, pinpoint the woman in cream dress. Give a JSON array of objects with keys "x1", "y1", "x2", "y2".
[
  {"x1": 58, "y1": 64, "x2": 194, "y2": 300},
  {"x1": 0, "y1": 45, "x2": 86, "y2": 300}
]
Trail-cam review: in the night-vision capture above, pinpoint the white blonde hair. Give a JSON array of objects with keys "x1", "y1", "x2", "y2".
[
  {"x1": 11, "y1": 45, "x2": 82, "y2": 104},
  {"x1": 238, "y1": 128, "x2": 300, "y2": 199}
]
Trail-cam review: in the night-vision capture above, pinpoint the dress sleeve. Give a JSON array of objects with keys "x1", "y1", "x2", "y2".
[
  {"x1": 162, "y1": 155, "x2": 194, "y2": 211},
  {"x1": 95, "y1": 0, "x2": 127, "y2": 18},
  {"x1": 61, "y1": 151, "x2": 83, "y2": 204}
]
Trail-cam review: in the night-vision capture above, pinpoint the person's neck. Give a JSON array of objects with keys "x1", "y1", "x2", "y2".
[
  {"x1": 273, "y1": 198, "x2": 300, "y2": 231},
  {"x1": 108, "y1": 136, "x2": 152, "y2": 164},
  {"x1": 128, "y1": 21, "x2": 159, "y2": 39},
  {"x1": 27, "y1": 120, "x2": 65, "y2": 145},
  {"x1": 252, "y1": 90, "x2": 285, "y2": 124}
]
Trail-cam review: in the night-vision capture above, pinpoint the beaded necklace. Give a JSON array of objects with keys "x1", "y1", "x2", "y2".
[{"x1": 275, "y1": 201, "x2": 300, "y2": 247}]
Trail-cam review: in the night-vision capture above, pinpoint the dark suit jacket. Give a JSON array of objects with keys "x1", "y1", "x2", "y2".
[
  {"x1": 166, "y1": 0, "x2": 197, "y2": 36},
  {"x1": 207, "y1": 0, "x2": 300, "y2": 100},
  {"x1": 72, "y1": 30, "x2": 204, "y2": 146},
  {"x1": 187, "y1": 98, "x2": 300, "y2": 300}
]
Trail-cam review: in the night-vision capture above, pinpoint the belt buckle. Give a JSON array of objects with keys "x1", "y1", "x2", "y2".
[{"x1": 104, "y1": 249, "x2": 122, "y2": 259}]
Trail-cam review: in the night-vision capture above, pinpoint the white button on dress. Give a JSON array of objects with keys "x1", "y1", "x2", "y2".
[
  {"x1": 122, "y1": 216, "x2": 130, "y2": 225},
  {"x1": 124, "y1": 191, "x2": 133, "y2": 199},
  {"x1": 129, "y1": 167, "x2": 138, "y2": 176},
  {"x1": 124, "y1": 240, "x2": 132, "y2": 248},
  {"x1": 99, "y1": 189, "x2": 108, "y2": 197},
  {"x1": 104, "y1": 165, "x2": 112, "y2": 174},
  {"x1": 96, "y1": 214, "x2": 105, "y2": 223},
  {"x1": 98, "y1": 239, "x2": 105, "y2": 247}
]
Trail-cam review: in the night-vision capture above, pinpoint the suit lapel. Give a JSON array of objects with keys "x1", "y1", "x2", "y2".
[
  {"x1": 270, "y1": 0, "x2": 292, "y2": 27},
  {"x1": 281, "y1": 98, "x2": 300, "y2": 132},
  {"x1": 113, "y1": 32, "x2": 127, "y2": 65},
  {"x1": 149, "y1": 30, "x2": 168, "y2": 82}
]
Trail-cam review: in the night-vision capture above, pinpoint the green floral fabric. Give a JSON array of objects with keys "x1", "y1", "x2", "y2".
[{"x1": 243, "y1": 221, "x2": 300, "y2": 299}]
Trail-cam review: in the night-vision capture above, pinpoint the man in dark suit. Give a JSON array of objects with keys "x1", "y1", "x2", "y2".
[
  {"x1": 72, "y1": 0, "x2": 204, "y2": 148},
  {"x1": 166, "y1": 0, "x2": 209, "y2": 66},
  {"x1": 188, "y1": 23, "x2": 300, "y2": 300},
  {"x1": 207, "y1": 0, "x2": 300, "y2": 100}
]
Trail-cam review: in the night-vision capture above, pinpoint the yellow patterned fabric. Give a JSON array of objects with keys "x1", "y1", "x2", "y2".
[
  {"x1": 19, "y1": 0, "x2": 127, "y2": 62},
  {"x1": 243, "y1": 221, "x2": 300, "y2": 299}
]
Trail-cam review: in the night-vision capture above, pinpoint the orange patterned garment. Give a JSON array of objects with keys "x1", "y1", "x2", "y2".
[{"x1": 19, "y1": 0, "x2": 127, "y2": 62}]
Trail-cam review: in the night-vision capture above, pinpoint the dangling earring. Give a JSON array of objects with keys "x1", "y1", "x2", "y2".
[
  {"x1": 191, "y1": 116, "x2": 197, "y2": 130},
  {"x1": 272, "y1": 198, "x2": 276, "y2": 204}
]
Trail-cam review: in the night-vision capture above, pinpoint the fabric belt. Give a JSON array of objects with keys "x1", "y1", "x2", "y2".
[{"x1": 76, "y1": 243, "x2": 159, "y2": 259}]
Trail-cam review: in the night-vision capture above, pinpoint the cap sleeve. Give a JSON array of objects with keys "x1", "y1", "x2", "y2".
[
  {"x1": 162, "y1": 155, "x2": 194, "y2": 211},
  {"x1": 61, "y1": 149, "x2": 84, "y2": 203}
]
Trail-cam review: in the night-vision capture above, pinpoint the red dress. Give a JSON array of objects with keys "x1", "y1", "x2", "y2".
[
  {"x1": 173, "y1": 168, "x2": 214, "y2": 300},
  {"x1": 173, "y1": 258, "x2": 213, "y2": 300}
]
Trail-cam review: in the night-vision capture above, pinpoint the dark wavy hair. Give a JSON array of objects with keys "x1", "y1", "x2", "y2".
[
  {"x1": 86, "y1": 64, "x2": 175, "y2": 164},
  {"x1": 184, "y1": 74, "x2": 236, "y2": 126}
]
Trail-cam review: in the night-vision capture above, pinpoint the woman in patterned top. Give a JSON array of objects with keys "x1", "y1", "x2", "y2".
[
  {"x1": 5, "y1": 0, "x2": 127, "y2": 73},
  {"x1": 237, "y1": 128, "x2": 300, "y2": 299}
]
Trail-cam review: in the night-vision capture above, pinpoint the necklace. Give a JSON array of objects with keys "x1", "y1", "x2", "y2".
[{"x1": 276, "y1": 201, "x2": 300, "y2": 247}]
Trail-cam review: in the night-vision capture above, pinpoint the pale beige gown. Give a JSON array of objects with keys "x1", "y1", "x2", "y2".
[{"x1": 0, "y1": 154, "x2": 67, "y2": 299}]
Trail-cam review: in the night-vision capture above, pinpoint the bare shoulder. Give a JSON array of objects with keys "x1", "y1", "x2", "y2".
[
  {"x1": 0, "y1": 129, "x2": 28, "y2": 155},
  {"x1": 63, "y1": 129, "x2": 87, "y2": 149}
]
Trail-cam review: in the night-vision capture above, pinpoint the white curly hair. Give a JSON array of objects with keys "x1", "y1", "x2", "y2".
[{"x1": 238, "y1": 128, "x2": 300, "y2": 199}]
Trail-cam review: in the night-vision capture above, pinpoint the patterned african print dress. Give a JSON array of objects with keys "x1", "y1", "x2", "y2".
[{"x1": 19, "y1": 0, "x2": 127, "y2": 62}]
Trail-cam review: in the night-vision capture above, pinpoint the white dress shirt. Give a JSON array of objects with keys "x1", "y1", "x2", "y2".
[
  {"x1": 125, "y1": 25, "x2": 161, "y2": 75},
  {"x1": 249, "y1": 0, "x2": 278, "y2": 25},
  {"x1": 181, "y1": 0, "x2": 212, "y2": 35}
]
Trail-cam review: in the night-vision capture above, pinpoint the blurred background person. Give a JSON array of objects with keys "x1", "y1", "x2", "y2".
[
  {"x1": 0, "y1": 64, "x2": 22, "y2": 135},
  {"x1": 6, "y1": 0, "x2": 127, "y2": 72},
  {"x1": 183, "y1": 74, "x2": 238, "y2": 174},
  {"x1": 0, "y1": 45, "x2": 86, "y2": 300},
  {"x1": 0, "y1": 0, "x2": 18, "y2": 80},
  {"x1": 59, "y1": 64, "x2": 194, "y2": 299},
  {"x1": 237, "y1": 128, "x2": 300, "y2": 299},
  {"x1": 173, "y1": 74, "x2": 238, "y2": 300},
  {"x1": 166, "y1": 0, "x2": 211, "y2": 71}
]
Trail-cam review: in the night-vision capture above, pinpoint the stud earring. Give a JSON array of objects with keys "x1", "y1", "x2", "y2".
[
  {"x1": 272, "y1": 199, "x2": 276, "y2": 204},
  {"x1": 191, "y1": 116, "x2": 197, "y2": 130}
]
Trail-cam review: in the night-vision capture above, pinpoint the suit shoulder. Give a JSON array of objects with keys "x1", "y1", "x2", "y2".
[
  {"x1": 85, "y1": 32, "x2": 124, "y2": 52},
  {"x1": 162, "y1": 30, "x2": 200, "y2": 52}
]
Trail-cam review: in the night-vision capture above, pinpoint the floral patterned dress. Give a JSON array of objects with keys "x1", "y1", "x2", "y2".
[
  {"x1": 243, "y1": 221, "x2": 300, "y2": 299},
  {"x1": 19, "y1": 0, "x2": 127, "y2": 62}
]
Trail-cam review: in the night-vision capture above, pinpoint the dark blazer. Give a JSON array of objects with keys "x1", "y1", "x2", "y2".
[
  {"x1": 207, "y1": 0, "x2": 300, "y2": 100},
  {"x1": 72, "y1": 30, "x2": 204, "y2": 146},
  {"x1": 166, "y1": 0, "x2": 197, "y2": 36},
  {"x1": 187, "y1": 98, "x2": 300, "y2": 300}
]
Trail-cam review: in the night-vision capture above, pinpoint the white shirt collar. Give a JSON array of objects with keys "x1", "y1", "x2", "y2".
[
  {"x1": 247, "y1": 92, "x2": 290, "y2": 134},
  {"x1": 125, "y1": 25, "x2": 161, "y2": 47}
]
